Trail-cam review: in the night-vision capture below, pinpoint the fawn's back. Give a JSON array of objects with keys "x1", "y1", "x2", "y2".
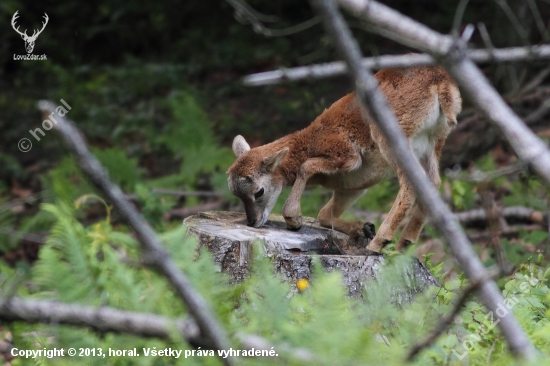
[{"x1": 294, "y1": 65, "x2": 461, "y2": 191}]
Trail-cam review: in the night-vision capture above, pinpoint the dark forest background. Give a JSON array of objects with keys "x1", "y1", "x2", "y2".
[
  {"x1": 2, "y1": 0, "x2": 549, "y2": 255},
  {"x1": 1, "y1": 1, "x2": 550, "y2": 364}
]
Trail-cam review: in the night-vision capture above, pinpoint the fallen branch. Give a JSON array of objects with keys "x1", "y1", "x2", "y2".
[
  {"x1": 444, "y1": 162, "x2": 527, "y2": 183},
  {"x1": 37, "y1": 102, "x2": 232, "y2": 364},
  {"x1": 467, "y1": 224, "x2": 544, "y2": 242},
  {"x1": 455, "y1": 206, "x2": 548, "y2": 227},
  {"x1": 0, "y1": 296, "x2": 201, "y2": 344},
  {"x1": 242, "y1": 45, "x2": 550, "y2": 86},
  {"x1": 352, "y1": 206, "x2": 547, "y2": 228},
  {"x1": 0, "y1": 296, "x2": 315, "y2": 361},
  {"x1": 310, "y1": 0, "x2": 535, "y2": 359}
]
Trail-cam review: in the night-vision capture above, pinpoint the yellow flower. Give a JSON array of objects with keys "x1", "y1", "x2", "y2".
[{"x1": 296, "y1": 278, "x2": 309, "y2": 291}]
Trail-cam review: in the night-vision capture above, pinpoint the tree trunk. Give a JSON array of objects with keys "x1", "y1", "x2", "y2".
[{"x1": 183, "y1": 211, "x2": 439, "y2": 302}]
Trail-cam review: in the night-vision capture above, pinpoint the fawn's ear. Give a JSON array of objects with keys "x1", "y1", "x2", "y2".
[
  {"x1": 263, "y1": 147, "x2": 289, "y2": 172},
  {"x1": 232, "y1": 135, "x2": 250, "y2": 157}
]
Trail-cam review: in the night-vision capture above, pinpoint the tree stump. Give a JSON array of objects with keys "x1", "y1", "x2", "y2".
[{"x1": 183, "y1": 211, "x2": 439, "y2": 301}]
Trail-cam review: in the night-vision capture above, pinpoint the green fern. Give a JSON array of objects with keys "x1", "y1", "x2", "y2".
[{"x1": 6, "y1": 201, "x2": 550, "y2": 366}]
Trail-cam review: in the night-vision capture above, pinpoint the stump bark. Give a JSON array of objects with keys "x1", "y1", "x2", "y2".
[{"x1": 183, "y1": 211, "x2": 439, "y2": 301}]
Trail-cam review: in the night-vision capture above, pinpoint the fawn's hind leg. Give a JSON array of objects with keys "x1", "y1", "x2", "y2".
[
  {"x1": 366, "y1": 170, "x2": 416, "y2": 252},
  {"x1": 318, "y1": 189, "x2": 375, "y2": 239},
  {"x1": 395, "y1": 146, "x2": 443, "y2": 250}
]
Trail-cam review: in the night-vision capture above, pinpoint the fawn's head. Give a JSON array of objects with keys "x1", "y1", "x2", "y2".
[{"x1": 227, "y1": 135, "x2": 288, "y2": 227}]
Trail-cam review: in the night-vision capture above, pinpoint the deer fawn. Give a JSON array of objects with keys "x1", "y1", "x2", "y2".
[{"x1": 227, "y1": 66, "x2": 461, "y2": 253}]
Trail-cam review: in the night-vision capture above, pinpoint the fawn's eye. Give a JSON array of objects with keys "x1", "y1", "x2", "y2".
[{"x1": 254, "y1": 188, "x2": 264, "y2": 199}]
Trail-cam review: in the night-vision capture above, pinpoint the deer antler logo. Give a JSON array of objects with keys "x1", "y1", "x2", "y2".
[{"x1": 11, "y1": 11, "x2": 49, "y2": 54}]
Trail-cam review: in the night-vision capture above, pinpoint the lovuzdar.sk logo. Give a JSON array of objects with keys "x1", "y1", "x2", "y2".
[{"x1": 11, "y1": 10, "x2": 48, "y2": 61}]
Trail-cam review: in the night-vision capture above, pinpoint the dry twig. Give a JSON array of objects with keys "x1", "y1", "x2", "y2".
[{"x1": 455, "y1": 206, "x2": 548, "y2": 226}]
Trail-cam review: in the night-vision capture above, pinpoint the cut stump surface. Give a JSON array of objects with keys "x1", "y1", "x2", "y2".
[{"x1": 184, "y1": 211, "x2": 439, "y2": 300}]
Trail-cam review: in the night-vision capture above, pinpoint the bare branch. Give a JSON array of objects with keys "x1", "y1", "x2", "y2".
[
  {"x1": 225, "y1": 0, "x2": 279, "y2": 23},
  {"x1": 37, "y1": 102, "x2": 232, "y2": 364},
  {"x1": 310, "y1": 0, "x2": 536, "y2": 359},
  {"x1": 477, "y1": 23, "x2": 496, "y2": 55},
  {"x1": 524, "y1": 97, "x2": 550, "y2": 125},
  {"x1": 527, "y1": 0, "x2": 550, "y2": 42},
  {"x1": 226, "y1": 0, "x2": 320, "y2": 37},
  {"x1": 353, "y1": 205, "x2": 548, "y2": 229},
  {"x1": 407, "y1": 269, "x2": 501, "y2": 360},
  {"x1": 354, "y1": 205, "x2": 548, "y2": 229},
  {"x1": 0, "y1": 296, "x2": 201, "y2": 344},
  {"x1": 242, "y1": 45, "x2": 550, "y2": 86},
  {"x1": 516, "y1": 66, "x2": 550, "y2": 98},
  {"x1": 494, "y1": 0, "x2": 531, "y2": 47},
  {"x1": 0, "y1": 296, "x2": 315, "y2": 361},
  {"x1": 467, "y1": 224, "x2": 544, "y2": 242},
  {"x1": 455, "y1": 206, "x2": 548, "y2": 226},
  {"x1": 451, "y1": 0, "x2": 470, "y2": 38},
  {"x1": 444, "y1": 161, "x2": 527, "y2": 183}
]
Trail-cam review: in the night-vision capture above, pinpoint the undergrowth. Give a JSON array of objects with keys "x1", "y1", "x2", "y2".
[{"x1": 2, "y1": 198, "x2": 550, "y2": 366}]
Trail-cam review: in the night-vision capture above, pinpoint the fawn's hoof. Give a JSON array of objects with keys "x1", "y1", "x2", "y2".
[
  {"x1": 362, "y1": 222, "x2": 376, "y2": 240},
  {"x1": 395, "y1": 239, "x2": 413, "y2": 251},
  {"x1": 364, "y1": 248, "x2": 384, "y2": 256},
  {"x1": 366, "y1": 238, "x2": 391, "y2": 253},
  {"x1": 284, "y1": 216, "x2": 303, "y2": 231}
]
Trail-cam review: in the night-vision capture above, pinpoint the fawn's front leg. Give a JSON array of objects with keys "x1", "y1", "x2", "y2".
[
  {"x1": 318, "y1": 189, "x2": 375, "y2": 239},
  {"x1": 282, "y1": 158, "x2": 339, "y2": 230}
]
